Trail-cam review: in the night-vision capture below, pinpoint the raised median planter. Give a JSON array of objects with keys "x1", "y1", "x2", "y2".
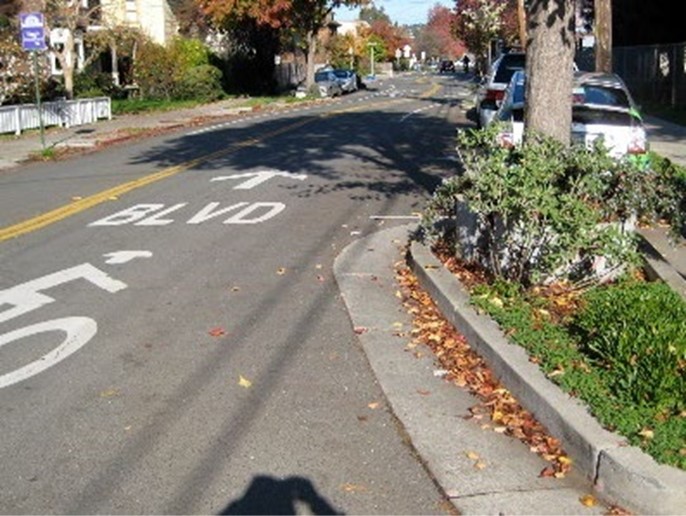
[{"x1": 408, "y1": 240, "x2": 686, "y2": 515}]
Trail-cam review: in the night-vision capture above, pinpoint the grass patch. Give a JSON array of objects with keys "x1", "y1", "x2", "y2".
[
  {"x1": 111, "y1": 98, "x2": 208, "y2": 115},
  {"x1": 111, "y1": 93, "x2": 309, "y2": 117},
  {"x1": 466, "y1": 276, "x2": 686, "y2": 470}
]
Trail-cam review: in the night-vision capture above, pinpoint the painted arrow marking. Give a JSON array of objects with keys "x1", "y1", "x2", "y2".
[
  {"x1": 210, "y1": 170, "x2": 307, "y2": 190},
  {"x1": 103, "y1": 250, "x2": 154, "y2": 265}
]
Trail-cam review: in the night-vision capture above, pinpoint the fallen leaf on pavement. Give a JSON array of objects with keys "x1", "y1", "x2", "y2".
[
  {"x1": 353, "y1": 326, "x2": 368, "y2": 335},
  {"x1": 238, "y1": 375, "x2": 252, "y2": 388},
  {"x1": 209, "y1": 327, "x2": 226, "y2": 337},
  {"x1": 416, "y1": 389, "x2": 431, "y2": 396},
  {"x1": 579, "y1": 494, "x2": 597, "y2": 507},
  {"x1": 474, "y1": 461, "x2": 487, "y2": 470},
  {"x1": 100, "y1": 388, "x2": 119, "y2": 398},
  {"x1": 341, "y1": 483, "x2": 367, "y2": 493},
  {"x1": 368, "y1": 402, "x2": 380, "y2": 409},
  {"x1": 465, "y1": 451, "x2": 480, "y2": 460},
  {"x1": 276, "y1": 267, "x2": 286, "y2": 275}
]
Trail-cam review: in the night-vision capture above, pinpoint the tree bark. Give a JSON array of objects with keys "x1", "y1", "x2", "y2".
[
  {"x1": 517, "y1": 0, "x2": 527, "y2": 50},
  {"x1": 595, "y1": 0, "x2": 612, "y2": 72},
  {"x1": 524, "y1": 0, "x2": 576, "y2": 145},
  {"x1": 305, "y1": 30, "x2": 317, "y2": 88}
]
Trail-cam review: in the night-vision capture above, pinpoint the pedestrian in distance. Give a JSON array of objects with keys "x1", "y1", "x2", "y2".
[{"x1": 462, "y1": 54, "x2": 471, "y2": 73}]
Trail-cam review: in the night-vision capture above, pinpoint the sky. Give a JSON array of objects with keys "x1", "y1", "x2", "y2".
[{"x1": 334, "y1": 0, "x2": 454, "y2": 26}]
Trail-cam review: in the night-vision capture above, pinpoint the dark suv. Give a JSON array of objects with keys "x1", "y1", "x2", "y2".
[{"x1": 439, "y1": 60, "x2": 456, "y2": 73}]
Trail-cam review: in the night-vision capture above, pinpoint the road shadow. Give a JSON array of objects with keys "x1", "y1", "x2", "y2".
[
  {"x1": 123, "y1": 93, "x2": 473, "y2": 205},
  {"x1": 220, "y1": 474, "x2": 343, "y2": 515}
]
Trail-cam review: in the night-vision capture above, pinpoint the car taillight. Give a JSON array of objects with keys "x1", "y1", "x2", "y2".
[
  {"x1": 484, "y1": 89, "x2": 505, "y2": 102},
  {"x1": 496, "y1": 131, "x2": 515, "y2": 148},
  {"x1": 628, "y1": 128, "x2": 647, "y2": 155}
]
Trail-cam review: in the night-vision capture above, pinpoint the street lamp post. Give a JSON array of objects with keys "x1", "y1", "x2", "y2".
[{"x1": 367, "y1": 42, "x2": 377, "y2": 77}]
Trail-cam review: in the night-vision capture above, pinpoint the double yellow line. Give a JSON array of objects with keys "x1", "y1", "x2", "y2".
[{"x1": 0, "y1": 85, "x2": 439, "y2": 243}]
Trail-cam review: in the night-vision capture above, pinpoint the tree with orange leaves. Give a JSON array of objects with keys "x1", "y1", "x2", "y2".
[{"x1": 197, "y1": 0, "x2": 369, "y2": 87}]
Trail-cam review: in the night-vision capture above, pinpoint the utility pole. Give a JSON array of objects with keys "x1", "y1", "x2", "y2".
[
  {"x1": 595, "y1": 0, "x2": 612, "y2": 72},
  {"x1": 517, "y1": 0, "x2": 527, "y2": 50}
]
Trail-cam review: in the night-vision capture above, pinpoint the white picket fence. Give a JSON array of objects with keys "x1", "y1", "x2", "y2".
[{"x1": 0, "y1": 97, "x2": 111, "y2": 135}]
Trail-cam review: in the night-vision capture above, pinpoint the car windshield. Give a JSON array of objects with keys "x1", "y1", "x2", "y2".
[
  {"x1": 315, "y1": 72, "x2": 330, "y2": 82},
  {"x1": 333, "y1": 70, "x2": 349, "y2": 78},
  {"x1": 493, "y1": 54, "x2": 526, "y2": 83}
]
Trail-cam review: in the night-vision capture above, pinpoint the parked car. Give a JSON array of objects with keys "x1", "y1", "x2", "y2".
[
  {"x1": 314, "y1": 70, "x2": 343, "y2": 97},
  {"x1": 475, "y1": 51, "x2": 526, "y2": 127},
  {"x1": 570, "y1": 72, "x2": 648, "y2": 157},
  {"x1": 439, "y1": 60, "x2": 456, "y2": 73},
  {"x1": 333, "y1": 69, "x2": 358, "y2": 93},
  {"x1": 492, "y1": 70, "x2": 648, "y2": 159}
]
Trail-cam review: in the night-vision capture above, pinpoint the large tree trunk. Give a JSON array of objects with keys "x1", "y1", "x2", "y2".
[
  {"x1": 595, "y1": 0, "x2": 612, "y2": 72},
  {"x1": 524, "y1": 0, "x2": 576, "y2": 145}
]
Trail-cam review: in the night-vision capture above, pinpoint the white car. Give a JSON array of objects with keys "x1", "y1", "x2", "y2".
[
  {"x1": 314, "y1": 70, "x2": 343, "y2": 97},
  {"x1": 492, "y1": 70, "x2": 648, "y2": 159},
  {"x1": 333, "y1": 69, "x2": 358, "y2": 93},
  {"x1": 475, "y1": 51, "x2": 526, "y2": 128}
]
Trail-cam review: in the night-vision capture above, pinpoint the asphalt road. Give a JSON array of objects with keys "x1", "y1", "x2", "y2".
[{"x1": 0, "y1": 73, "x2": 474, "y2": 514}]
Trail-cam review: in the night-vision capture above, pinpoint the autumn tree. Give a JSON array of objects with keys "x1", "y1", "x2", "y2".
[
  {"x1": 425, "y1": 4, "x2": 464, "y2": 60},
  {"x1": 367, "y1": 17, "x2": 410, "y2": 61},
  {"x1": 198, "y1": 0, "x2": 368, "y2": 87},
  {"x1": 454, "y1": 0, "x2": 507, "y2": 75},
  {"x1": 524, "y1": 0, "x2": 576, "y2": 144}
]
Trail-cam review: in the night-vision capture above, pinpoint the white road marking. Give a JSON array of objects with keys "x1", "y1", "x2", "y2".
[
  {"x1": 0, "y1": 317, "x2": 97, "y2": 389},
  {"x1": 369, "y1": 215, "x2": 421, "y2": 220},
  {"x1": 103, "y1": 251, "x2": 154, "y2": 264},
  {"x1": 211, "y1": 170, "x2": 307, "y2": 190}
]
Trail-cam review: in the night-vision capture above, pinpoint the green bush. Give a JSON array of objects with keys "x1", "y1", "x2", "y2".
[
  {"x1": 421, "y1": 125, "x2": 685, "y2": 288},
  {"x1": 571, "y1": 280, "x2": 686, "y2": 412},
  {"x1": 133, "y1": 40, "x2": 178, "y2": 100},
  {"x1": 74, "y1": 70, "x2": 122, "y2": 99},
  {"x1": 648, "y1": 152, "x2": 686, "y2": 234},
  {"x1": 175, "y1": 64, "x2": 223, "y2": 102}
]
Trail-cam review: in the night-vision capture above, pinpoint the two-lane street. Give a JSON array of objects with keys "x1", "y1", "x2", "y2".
[{"x1": 0, "y1": 73, "x2": 472, "y2": 514}]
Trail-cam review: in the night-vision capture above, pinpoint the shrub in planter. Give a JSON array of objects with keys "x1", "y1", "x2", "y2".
[{"x1": 421, "y1": 124, "x2": 680, "y2": 288}]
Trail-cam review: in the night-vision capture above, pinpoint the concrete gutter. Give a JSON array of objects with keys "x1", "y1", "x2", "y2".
[{"x1": 408, "y1": 240, "x2": 686, "y2": 515}]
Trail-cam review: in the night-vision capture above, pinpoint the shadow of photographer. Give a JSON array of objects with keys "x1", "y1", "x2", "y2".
[{"x1": 220, "y1": 474, "x2": 343, "y2": 515}]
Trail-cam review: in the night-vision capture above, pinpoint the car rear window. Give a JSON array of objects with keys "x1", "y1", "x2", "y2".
[
  {"x1": 315, "y1": 72, "x2": 330, "y2": 82},
  {"x1": 573, "y1": 85, "x2": 630, "y2": 109},
  {"x1": 494, "y1": 54, "x2": 526, "y2": 83},
  {"x1": 572, "y1": 106, "x2": 637, "y2": 126}
]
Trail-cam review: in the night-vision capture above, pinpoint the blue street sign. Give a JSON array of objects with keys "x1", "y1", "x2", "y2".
[
  {"x1": 21, "y1": 27, "x2": 46, "y2": 51},
  {"x1": 19, "y1": 12, "x2": 46, "y2": 51},
  {"x1": 20, "y1": 12, "x2": 44, "y2": 29}
]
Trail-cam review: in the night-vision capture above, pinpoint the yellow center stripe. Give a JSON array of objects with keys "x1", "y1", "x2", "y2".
[{"x1": 0, "y1": 87, "x2": 438, "y2": 243}]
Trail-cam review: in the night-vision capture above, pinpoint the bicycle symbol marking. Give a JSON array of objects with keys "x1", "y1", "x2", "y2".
[{"x1": 0, "y1": 252, "x2": 150, "y2": 390}]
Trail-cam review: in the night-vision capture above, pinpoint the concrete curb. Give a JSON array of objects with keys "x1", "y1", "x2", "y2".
[
  {"x1": 336, "y1": 225, "x2": 611, "y2": 515},
  {"x1": 408, "y1": 240, "x2": 686, "y2": 515},
  {"x1": 638, "y1": 232, "x2": 686, "y2": 301}
]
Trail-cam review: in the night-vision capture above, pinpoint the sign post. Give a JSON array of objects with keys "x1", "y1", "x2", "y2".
[{"x1": 20, "y1": 12, "x2": 47, "y2": 151}]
